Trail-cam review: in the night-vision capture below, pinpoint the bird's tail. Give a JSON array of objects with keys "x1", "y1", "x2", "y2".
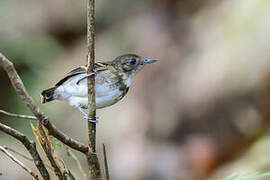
[{"x1": 40, "y1": 87, "x2": 57, "y2": 103}]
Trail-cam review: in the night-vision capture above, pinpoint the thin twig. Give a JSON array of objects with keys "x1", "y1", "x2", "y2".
[
  {"x1": 86, "y1": 0, "x2": 102, "y2": 179},
  {"x1": 0, "y1": 122, "x2": 50, "y2": 180},
  {"x1": 4, "y1": 146, "x2": 54, "y2": 171},
  {"x1": 0, "y1": 109, "x2": 37, "y2": 120},
  {"x1": 0, "y1": 52, "x2": 88, "y2": 154},
  {"x1": 4, "y1": 146, "x2": 34, "y2": 161},
  {"x1": 45, "y1": 121, "x2": 88, "y2": 153},
  {"x1": 0, "y1": 146, "x2": 39, "y2": 180},
  {"x1": 103, "y1": 144, "x2": 110, "y2": 180},
  {"x1": 59, "y1": 158, "x2": 76, "y2": 180},
  {"x1": 67, "y1": 148, "x2": 87, "y2": 179}
]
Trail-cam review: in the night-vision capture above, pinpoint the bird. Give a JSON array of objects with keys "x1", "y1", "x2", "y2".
[{"x1": 40, "y1": 54, "x2": 157, "y2": 122}]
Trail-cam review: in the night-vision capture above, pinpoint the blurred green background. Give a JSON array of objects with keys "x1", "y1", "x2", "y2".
[{"x1": 1, "y1": 0, "x2": 270, "y2": 179}]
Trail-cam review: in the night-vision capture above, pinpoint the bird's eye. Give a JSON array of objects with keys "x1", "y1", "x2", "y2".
[
  {"x1": 128, "y1": 58, "x2": 137, "y2": 65},
  {"x1": 45, "y1": 92, "x2": 51, "y2": 98}
]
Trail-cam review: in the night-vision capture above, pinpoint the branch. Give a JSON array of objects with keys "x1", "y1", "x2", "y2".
[
  {"x1": 3, "y1": 146, "x2": 54, "y2": 171},
  {"x1": 103, "y1": 144, "x2": 110, "y2": 180},
  {"x1": 0, "y1": 109, "x2": 37, "y2": 120},
  {"x1": 0, "y1": 122, "x2": 50, "y2": 180},
  {"x1": 87, "y1": 0, "x2": 97, "y2": 151},
  {"x1": 86, "y1": 0, "x2": 102, "y2": 179},
  {"x1": 32, "y1": 123, "x2": 65, "y2": 179},
  {"x1": 67, "y1": 148, "x2": 87, "y2": 179},
  {"x1": 0, "y1": 52, "x2": 84, "y2": 178},
  {"x1": 0, "y1": 146, "x2": 39, "y2": 180},
  {"x1": 59, "y1": 158, "x2": 76, "y2": 180},
  {"x1": 32, "y1": 122, "x2": 75, "y2": 179},
  {"x1": 4, "y1": 146, "x2": 34, "y2": 161},
  {"x1": 0, "y1": 52, "x2": 88, "y2": 154}
]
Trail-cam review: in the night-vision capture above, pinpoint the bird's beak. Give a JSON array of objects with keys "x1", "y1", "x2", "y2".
[{"x1": 143, "y1": 58, "x2": 158, "y2": 64}]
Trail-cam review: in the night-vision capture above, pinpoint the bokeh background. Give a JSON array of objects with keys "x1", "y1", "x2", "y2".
[{"x1": 1, "y1": 0, "x2": 270, "y2": 179}]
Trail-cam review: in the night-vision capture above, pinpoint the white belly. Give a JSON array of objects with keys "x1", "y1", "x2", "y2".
[
  {"x1": 54, "y1": 74, "x2": 127, "y2": 108},
  {"x1": 66, "y1": 88, "x2": 124, "y2": 109}
]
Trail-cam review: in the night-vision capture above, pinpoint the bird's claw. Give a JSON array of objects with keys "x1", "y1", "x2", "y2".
[{"x1": 83, "y1": 115, "x2": 99, "y2": 123}]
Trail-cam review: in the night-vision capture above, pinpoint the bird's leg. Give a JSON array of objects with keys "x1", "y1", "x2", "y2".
[
  {"x1": 76, "y1": 105, "x2": 88, "y2": 116},
  {"x1": 75, "y1": 105, "x2": 99, "y2": 123}
]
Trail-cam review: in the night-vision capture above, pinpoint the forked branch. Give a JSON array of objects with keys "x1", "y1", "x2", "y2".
[{"x1": 0, "y1": 52, "x2": 88, "y2": 154}]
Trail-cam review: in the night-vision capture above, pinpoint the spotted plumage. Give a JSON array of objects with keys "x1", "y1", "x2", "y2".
[{"x1": 41, "y1": 54, "x2": 157, "y2": 120}]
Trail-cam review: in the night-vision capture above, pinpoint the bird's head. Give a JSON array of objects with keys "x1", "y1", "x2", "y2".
[{"x1": 113, "y1": 54, "x2": 157, "y2": 78}]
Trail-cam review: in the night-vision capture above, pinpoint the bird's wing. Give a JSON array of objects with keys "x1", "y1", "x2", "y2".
[
  {"x1": 55, "y1": 63, "x2": 109, "y2": 87},
  {"x1": 55, "y1": 66, "x2": 87, "y2": 86}
]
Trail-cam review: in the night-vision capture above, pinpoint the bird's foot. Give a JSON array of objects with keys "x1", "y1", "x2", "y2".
[{"x1": 83, "y1": 115, "x2": 99, "y2": 123}]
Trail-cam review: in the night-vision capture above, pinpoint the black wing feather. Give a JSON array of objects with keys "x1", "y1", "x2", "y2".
[
  {"x1": 55, "y1": 62, "x2": 108, "y2": 87},
  {"x1": 55, "y1": 66, "x2": 87, "y2": 86}
]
